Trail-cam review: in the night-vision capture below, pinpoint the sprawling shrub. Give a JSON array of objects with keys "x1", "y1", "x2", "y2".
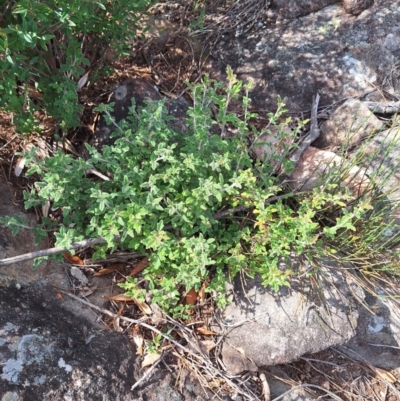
[{"x1": 1, "y1": 70, "x2": 381, "y2": 317}]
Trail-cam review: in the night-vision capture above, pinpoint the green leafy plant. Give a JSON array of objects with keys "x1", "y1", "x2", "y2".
[
  {"x1": 146, "y1": 328, "x2": 172, "y2": 354},
  {"x1": 0, "y1": 0, "x2": 153, "y2": 132},
  {"x1": 1, "y1": 70, "x2": 395, "y2": 317}
]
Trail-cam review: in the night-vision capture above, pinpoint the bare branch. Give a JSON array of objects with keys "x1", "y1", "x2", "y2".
[
  {"x1": 290, "y1": 93, "x2": 321, "y2": 167},
  {"x1": 0, "y1": 236, "x2": 120, "y2": 267},
  {"x1": 131, "y1": 351, "x2": 168, "y2": 391}
]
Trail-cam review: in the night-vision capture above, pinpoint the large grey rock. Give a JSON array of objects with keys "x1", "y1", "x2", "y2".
[
  {"x1": 0, "y1": 283, "x2": 138, "y2": 400},
  {"x1": 208, "y1": 0, "x2": 400, "y2": 112},
  {"x1": 314, "y1": 98, "x2": 384, "y2": 149},
  {"x1": 216, "y1": 261, "x2": 362, "y2": 372},
  {"x1": 343, "y1": 0, "x2": 374, "y2": 15},
  {"x1": 355, "y1": 125, "x2": 400, "y2": 201},
  {"x1": 0, "y1": 283, "x2": 217, "y2": 401},
  {"x1": 340, "y1": 286, "x2": 400, "y2": 369},
  {"x1": 270, "y1": 0, "x2": 339, "y2": 20}
]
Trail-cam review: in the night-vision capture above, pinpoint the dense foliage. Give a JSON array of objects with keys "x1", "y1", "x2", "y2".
[
  {"x1": 1, "y1": 71, "x2": 378, "y2": 317},
  {"x1": 0, "y1": 0, "x2": 152, "y2": 132}
]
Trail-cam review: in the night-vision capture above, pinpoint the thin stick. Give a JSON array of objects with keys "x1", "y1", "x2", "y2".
[
  {"x1": 131, "y1": 351, "x2": 167, "y2": 390},
  {"x1": 0, "y1": 133, "x2": 19, "y2": 151},
  {"x1": 271, "y1": 383, "x2": 344, "y2": 401},
  {"x1": 85, "y1": 168, "x2": 111, "y2": 181},
  {"x1": 290, "y1": 93, "x2": 321, "y2": 167},
  {"x1": 260, "y1": 373, "x2": 270, "y2": 401},
  {"x1": 0, "y1": 236, "x2": 120, "y2": 266},
  {"x1": 368, "y1": 343, "x2": 400, "y2": 350}
]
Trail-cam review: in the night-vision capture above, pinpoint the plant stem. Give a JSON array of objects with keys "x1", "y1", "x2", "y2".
[{"x1": 0, "y1": 236, "x2": 120, "y2": 266}]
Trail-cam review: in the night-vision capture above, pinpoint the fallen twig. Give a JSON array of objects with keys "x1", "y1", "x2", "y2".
[
  {"x1": 131, "y1": 350, "x2": 168, "y2": 390},
  {"x1": 85, "y1": 168, "x2": 111, "y2": 181},
  {"x1": 260, "y1": 373, "x2": 270, "y2": 401},
  {"x1": 271, "y1": 383, "x2": 344, "y2": 401},
  {"x1": 290, "y1": 93, "x2": 321, "y2": 167},
  {"x1": 0, "y1": 236, "x2": 121, "y2": 266}
]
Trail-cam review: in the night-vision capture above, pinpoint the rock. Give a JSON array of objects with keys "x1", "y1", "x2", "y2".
[
  {"x1": 384, "y1": 31, "x2": 400, "y2": 52},
  {"x1": 216, "y1": 261, "x2": 362, "y2": 370},
  {"x1": 220, "y1": 343, "x2": 258, "y2": 375},
  {"x1": 290, "y1": 146, "x2": 370, "y2": 197},
  {"x1": 0, "y1": 283, "x2": 218, "y2": 401},
  {"x1": 250, "y1": 126, "x2": 294, "y2": 170},
  {"x1": 271, "y1": 0, "x2": 339, "y2": 20},
  {"x1": 0, "y1": 283, "x2": 138, "y2": 400},
  {"x1": 341, "y1": 287, "x2": 400, "y2": 370},
  {"x1": 279, "y1": 388, "x2": 318, "y2": 401},
  {"x1": 354, "y1": 125, "x2": 400, "y2": 201},
  {"x1": 92, "y1": 78, "x2": 190, "y2": 151},
  {"x1": 93, "y1": 79, "x2": 161, "y2": 150},
  {"x1": 314, "y1": 99, "x2": 384, "y2": 149},
  {"x1": 133, "y1": 368, "x2": 215, "y2": 401},
  {"x1": 342, "y1": 0, "x2": 374, "y2": 15},
  {"x1": 208, "y1": 0, "x2": 399, "y2": 113}
]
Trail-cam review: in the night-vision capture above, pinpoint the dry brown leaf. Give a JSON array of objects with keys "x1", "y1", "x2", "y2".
[
  {"x1": 93, "y1": 263, "x2": 125, "y2": 276},
  {"x1": 106, "y1": 294, "x2": 136, "y2": 303},
  {"x1": 321, "y1": 380, "x2": 330, "y2": 390},
  {"x1": 131, "y1": 325, "x2": 144, "y2": 356},
  {"x1": 198, "y1": 278, "x2": 209, "y2": 304},
  {"x1": 185, "y1": 288, "x2": 198, "y2": 306},
  {"x1": 77, "y1": 70, "x2": 90, "y2": 90},
  {"x1": 187, "y1": 340, "x2": 215, "y2": 356},
  {"x1": 113, "y1": 316, "x2": 123, "y2": 332},
  {"x1": 129, "y1": 257, "x2": 149, "y2": 276},
  {"x1": 201, "y1": 340, "x2": 216, "y2": 354},
  {"x1": 42, "y1": 199, "x2": 50, "y2": 218},
  {"x1": 63, "y1": 251, "x2": 84, "y2": 265},
  {"x1": 208, "y1": 378, "x2": 223, "y2": 388},
  {"x1": 150, "y1": 304, "x2": 167, "y2": 325},
  {"x1": 28, "y1": 87, "x2": 43, "y2": 99},
  {"x1": 133, "y1": 298, "x2": 152, "y2": 315},
  {"x1": 195, "y1": 327, "x2": 218, "y2": 336},
  {"x1": 133, "y1": 334, "x2": 144, "y2": 355},
  {"x1": 375, "y1": 367, "x2": 397, "y2": 383},
  {"x1": 61, "y1": 138, "x2": 81, "y2": 157},
  {"x1": 260, "y1": 373, "x2": 271, "y2": 401},
  {"x1": 142, "y1": 352, "x2": 161, "y2": 368}
]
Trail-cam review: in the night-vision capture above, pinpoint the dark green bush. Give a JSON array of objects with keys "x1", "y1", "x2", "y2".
[{"x1": 0, "y1": 0, "x2": 152, "y2": 132}]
